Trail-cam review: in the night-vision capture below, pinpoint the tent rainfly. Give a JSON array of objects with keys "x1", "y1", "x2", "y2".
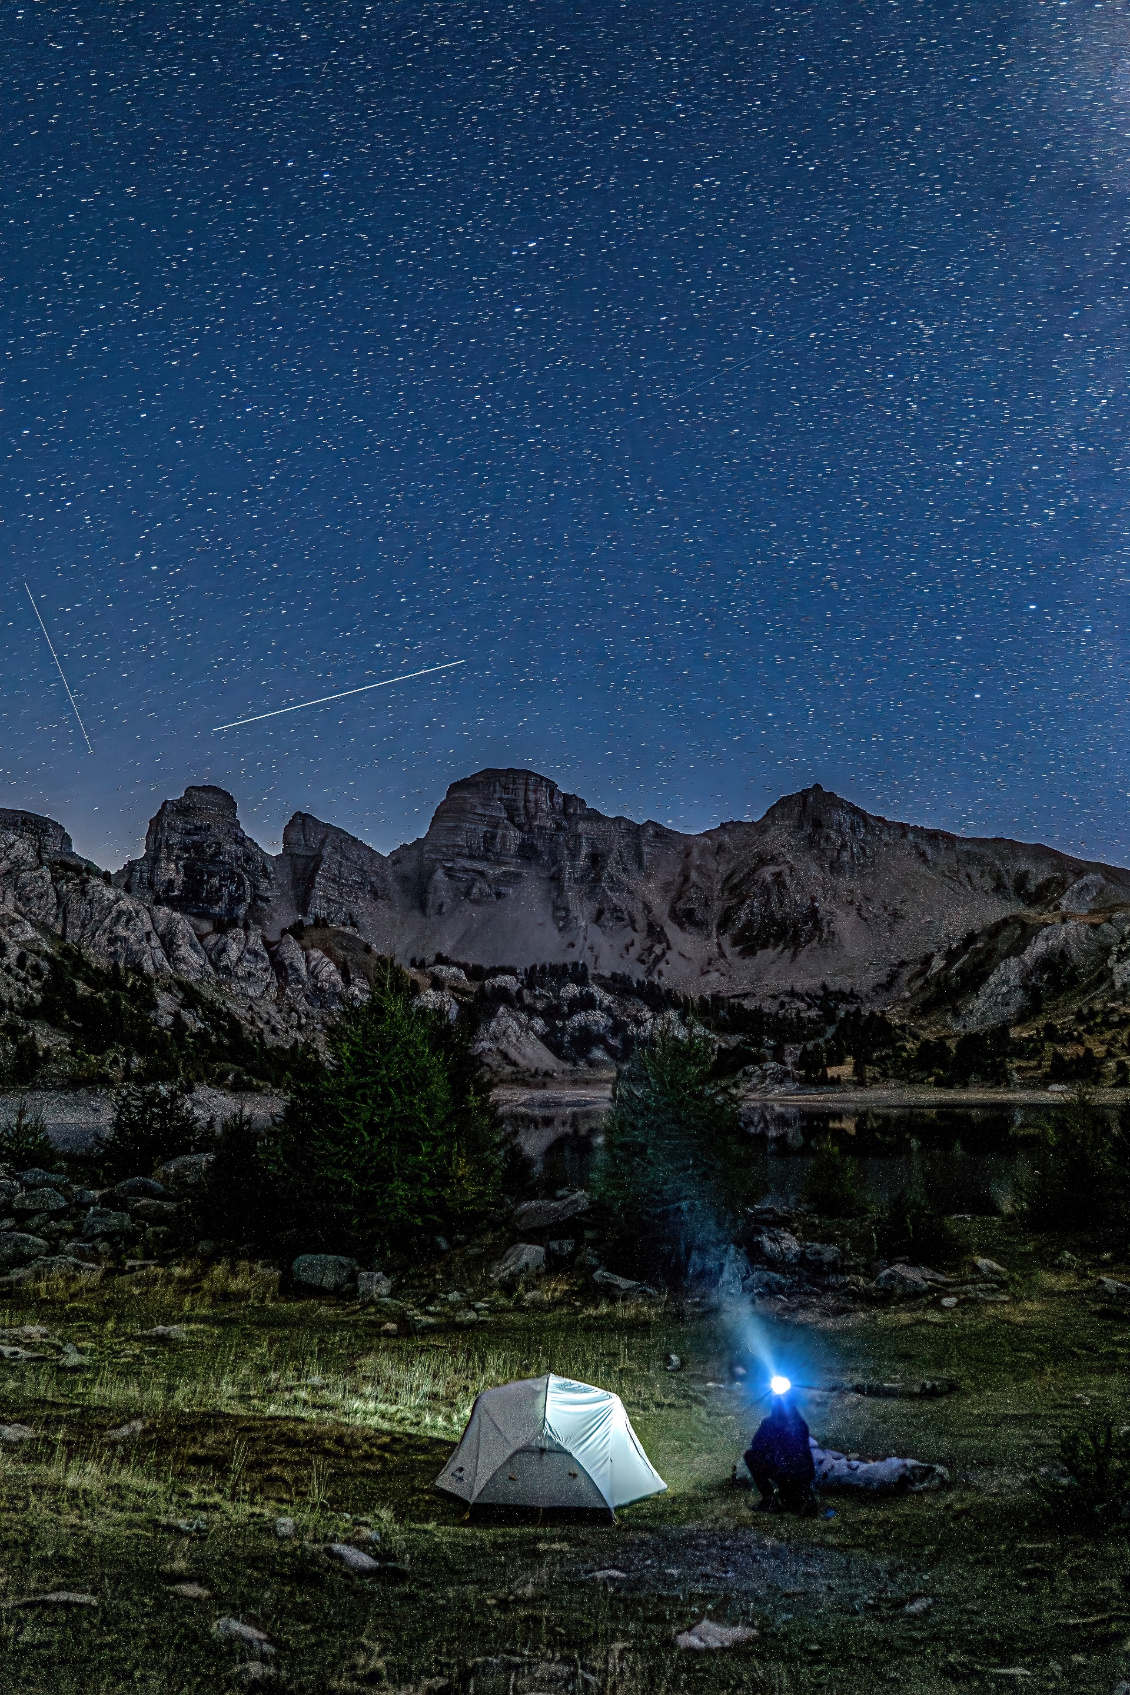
[{"x1": 434, "y1": 1373, "x2": 667, "y2": 1512}]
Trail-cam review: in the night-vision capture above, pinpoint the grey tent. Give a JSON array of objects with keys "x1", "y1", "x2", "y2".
[{"x1": 434, "y1": 1373, "x2": 667, "y2": 1512}]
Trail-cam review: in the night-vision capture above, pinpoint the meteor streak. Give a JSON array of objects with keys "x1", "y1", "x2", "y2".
[
  {"x1": 24, "y1": 583, "x2": 94, "y2": 756},
  {"x1": 212, "y1": 659, "x2": 465, "y2": 733}
]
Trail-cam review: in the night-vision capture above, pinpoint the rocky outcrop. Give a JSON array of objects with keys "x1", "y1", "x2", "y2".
[
  {"x1": 272, "y1": 812, "x2": 392, "y2": 935},
  {"x1": 268, "y1": 770, "x2": 1130, "y2": 998},
  {"x1": 115, "y1": 785, "x2": 274, "y2": 930},
  {"x1": 3, "y1": 772, "x2": 1130, "y2": 1034}
]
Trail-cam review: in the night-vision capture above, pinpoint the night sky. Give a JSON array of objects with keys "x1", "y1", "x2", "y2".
[{"x1": 3, "y1": 0, "x2": 1127, "y2": 870}]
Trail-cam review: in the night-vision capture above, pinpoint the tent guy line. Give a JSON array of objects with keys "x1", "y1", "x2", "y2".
[
  {"x1": 211, "y1": 660, "x2": 466, "y2": 733},
  {"x1": 24, "y1": 582, "x2": 95, "y2": 756}
]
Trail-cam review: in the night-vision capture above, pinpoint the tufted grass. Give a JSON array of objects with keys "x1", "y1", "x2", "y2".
[{"x1": 0, "y1": 1219, "x2": 1127, "y2": 1691}]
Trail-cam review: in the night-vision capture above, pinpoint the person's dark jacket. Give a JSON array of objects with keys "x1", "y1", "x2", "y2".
[{"x1": 744, "y1": 1398, "x2": 816, "y2": 1483}]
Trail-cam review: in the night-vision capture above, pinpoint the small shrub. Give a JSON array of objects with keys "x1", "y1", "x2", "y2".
[
  {"x1": 96, "y1": 1083, "x2": 199, "y2": 1184},
  {"x1": 0, "y1": 1100, "x2": 55, "y2": 1169},
  {"x1": 801, "y1": 1136, "x2": 866, "y2": 1218},
  {"x1": 1033, "y1": 1419, "x2": 1130, "y2": 1533}
]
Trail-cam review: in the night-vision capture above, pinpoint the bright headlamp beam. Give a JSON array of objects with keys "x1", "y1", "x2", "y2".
[
  {"x1": 212, "y1": 660, "x2": 465, "y2": 732},
  {"x1": 769, "y1": 1375, "x2": 791, "y2": 1396}
]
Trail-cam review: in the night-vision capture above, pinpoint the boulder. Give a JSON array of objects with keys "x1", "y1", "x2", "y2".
[
  {"x1": 291, "y1": 1254, "x2": 359, "y2": 1295},
  {"x1": 16, "y1": 1169, "x2": 67, "y2": 1189},
  {"x1": 873, "y1": 1263, "x2": 954, "y2": 1297},
  {"x1": 81, "y1": 1209, "x2": 136, "y2": 1241},
  {"x1": 802, "y1": 1243, "x2": 842, "y2": 1271},
  {"x1": 511, "y1": 1192, "x2": 591, "y2": 1232},
  {"x1": 12, "y1": 1190, "x2": 66, "y2": 1216},
  {"x1": 750, "y1": 1228, "x2": 803, "y2": 1267},
  {"x1": 114, "y1": 1178, "x2": 168, "y2": 1200},
  {"x1": 0, "y1": 1233, "x2": 50, "y2": 1268},
  {"x1": 490, "y1": 1242, "x2": 546, "y2": 1285},
  {"x1": 157, "y1": 1153, "x2": 215, "y2": 1193},
  {"x1": 357, "y1": 1271, "x2": 393, "y2": 1304},
  {"x1": 129, "y1": 1199, "x2": 181, "y2": 1224},
  {"x1": 592, "y1": 1268, "x2": 658, "y2": 1299}
]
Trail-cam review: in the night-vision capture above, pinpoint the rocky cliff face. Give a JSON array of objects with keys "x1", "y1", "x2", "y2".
[
  {"x1": 263, "y1": 769, "x2": 1130, "y2": 1000},
  {"x1": 115, "y1": 785, "x2": 275, "y2": 930},
  {"x1": 3, "y1": 771, "x2": 1130, "y2": 1034}
]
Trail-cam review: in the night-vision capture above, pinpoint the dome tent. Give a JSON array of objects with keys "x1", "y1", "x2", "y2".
[{"x1": 434, "y1": 1373, "x2": 667, "y2": 1513}]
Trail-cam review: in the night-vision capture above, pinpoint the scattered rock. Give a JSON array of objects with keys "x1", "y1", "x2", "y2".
[
  {"x1": 213, "y1": 1616, "x2": 276, "y2": 1658},
  {"x1": 157, "y1": 1517, "x2": 210, "y2": 1536},
  {"x1": 511, "y1": 1192, "x2": 591, "y2": 1232},
  {"x1": 81, "y1": 1209, "x2": 136, "y2": 1241},
  {"x1": 592, "y1": 1269, "x2": 658, "y2": 1299},
  {"x1": 12, "y1": 1190, "x2": 66, "y2": 1216},
  {"x1": 130, "y1": 1198, "x2": 181, "y2": 1223},
  {"x1": 0, "y1": 1344, "x2": 42, "y2": 1362},
  {"x1": 675, "y1": 1619, "x2": 758, "y2": 1651},
  {"x1": 973, "y1": 1257, "x2": 1008, "y2": 1280},
  {"x1": 7, "y1": 1591, "x2": 98, "y2": 1608},
  {"x1": 291, "y1": 1253, "x2": 359, "y2": 1295},
  {"x1": 0, "y1": 1424, "x2": 34, "y2": 1443},
  {"x1": 665, "y1": 1354, "x2": 683, "y2": 1372},
  {"x1": 106, "y1": 1419, "x2": 148, "y2": 1443},
  {"x1": 326, "y1": 1542, "x2": 382, "y2": 1575},
  {"x1": 586, "y1": 1569, "x2": 627, "y2": 1582},
  {"x1": 114, "y1": 1178, "x2": 168, "y2": 1200},
  {"x1": 16, "y1": 1169, "x2": 67, "y2": 1189},
  {"x1": 1097, "y1": 1277, "x2": 1130, "y2": 1299},
  {"x1": 142, "y1": 1325, "x2": 187, "y2": 1343},
  {"x1": 750, "y1": 1228, "x2": 803, "y2": 1267},
  {"x1": 156, "y1": 1153, "x2": 216, "y2": 1194},
  {"x1": 357, "y1": 1271, "x2": 393, "y2": 1304},
  {"x1": 802, "y1": 1243, "x2": 842, "y2": 1271},
  {"x1": 170, "y1": 1582, "x2": 212, "y2": 1600},
  {"x1": 0, "y1": 1232, "x2": 49, "y2": 1269},
  {"x1": 903, "y1": 1596, "x2": 934, "y2": 1617},
  {"x1": 873, "y1": 1264, "x2": 954, "y2": 1297},
  {"x1": 274, "y1": 1517, "x2": 296, "y2": 1539},
  {"x1": 490, "y1": 1242, "x2": 546, "y2": 1286},
  {"x1": 940, "y1": 1296, "x2": 958, "y2": 1309}
]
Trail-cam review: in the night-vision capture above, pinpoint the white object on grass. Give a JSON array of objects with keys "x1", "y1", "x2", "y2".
[{"x1": 435, "y1": 1373, "x2": 666, "y2": 1510}]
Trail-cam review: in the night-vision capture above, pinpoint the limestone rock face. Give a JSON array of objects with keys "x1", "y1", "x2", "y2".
[
  {"x1": 274, "y1": 812, "x2": 391, "y2": 935},
  {"x1": 202, "y1": 927, "x2": 274, "y2": 998},
  {"x1": 115, "y1": 785, "x2": 274, "y2": 929},
  {"x1": 265, "y1": 768, "x2": 1130, "y2": 998}
]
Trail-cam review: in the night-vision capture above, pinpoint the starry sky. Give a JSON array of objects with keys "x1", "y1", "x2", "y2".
[{"x1": 3, "y1": 0, "x2": 1128, "y2": 869}]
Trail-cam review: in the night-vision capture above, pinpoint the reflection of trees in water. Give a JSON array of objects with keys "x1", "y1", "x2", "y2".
[{"x1": 743, "y1": 1106, "x2": 1031, "y2": 1213}]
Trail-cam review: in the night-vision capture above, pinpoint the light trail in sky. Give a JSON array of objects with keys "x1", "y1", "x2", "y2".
[
  {"x1": 24, "y1": 582, "x2": 94, "y2": 756},
  {"x1": 212, "y1": 659, "x2": 466, "y2": 733}
]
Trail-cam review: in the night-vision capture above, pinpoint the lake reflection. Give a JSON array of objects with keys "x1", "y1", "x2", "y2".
[
  {"x1": 509, "y1": 1094, "x2": 1048, "y2": 1216},
  {"x1": 743, "y1": 1104, "x2": 1036, "y2": 1215}
]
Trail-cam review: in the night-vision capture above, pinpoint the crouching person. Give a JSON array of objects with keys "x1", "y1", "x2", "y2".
[{"x1": 744, "y1": 1391, "x2": 818, "y2": 1515}]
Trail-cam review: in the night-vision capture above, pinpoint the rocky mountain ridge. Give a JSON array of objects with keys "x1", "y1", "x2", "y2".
[{"x1": 0, "y1": 772, "x2": 1128, "y2": 1049}]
